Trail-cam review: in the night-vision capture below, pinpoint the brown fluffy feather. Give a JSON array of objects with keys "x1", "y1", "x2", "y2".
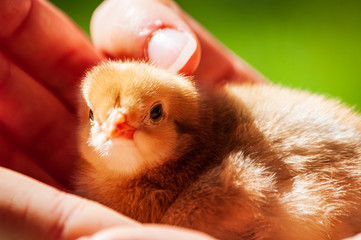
[{"x1": 75, "y1": 60, "x2": 361, "y2": 240}]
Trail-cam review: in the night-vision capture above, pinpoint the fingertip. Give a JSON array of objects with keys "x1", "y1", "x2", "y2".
[
  {"x1": 146, "y1": 28, "x2": 200, "y2": 75},
  {"x1": 90, "y1": 0, "x2": 200, "y2": 75}
]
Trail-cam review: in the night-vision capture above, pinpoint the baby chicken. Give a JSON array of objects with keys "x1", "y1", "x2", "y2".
[{"x1": 75, "y1": 60, "x2": 361, "y2": 240}]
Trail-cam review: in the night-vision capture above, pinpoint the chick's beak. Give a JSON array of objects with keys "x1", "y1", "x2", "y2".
[{"x1": 104, "y1": 109, "x2": 136, "y2": 140}]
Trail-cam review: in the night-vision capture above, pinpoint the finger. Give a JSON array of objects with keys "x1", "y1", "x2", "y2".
[
  {"x1": 0, "y1": 167, "x2": 140, "y2": 240},
  {"x1": 91, "y1": 0, "x2": 201, "y2": 75},
  {"x1": 91, "y1": 0, "x2": 266, "y2": 84},
  {"x1": 0, "y1": 134, "x2": 62, "y2": 188},
  {"x1": 343, "y1": 234, "x2": 361, "y2": 240},
  {"x1": 80, "y1": 225, "x2": 216, "y2": 240},
  {"x1": 0, "y1": 0, "x2": 100, "y2": 111},
  {"x1": 0, "y1": 52, "x2": 76, "y2": 187}
]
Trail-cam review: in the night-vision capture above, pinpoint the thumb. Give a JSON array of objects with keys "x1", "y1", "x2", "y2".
[
  {"x1": 0, "y1": 167, "x2": 139, "y2": 240},
  {"x1": 79, "y1": 225, "x2": 216, "y2": 240},
  {"x1": 91, "y1": 0, "x2": 200, "y2": 75},
  {"x1": 91, "y1": 0, "x2": 267, "y2": 85}
]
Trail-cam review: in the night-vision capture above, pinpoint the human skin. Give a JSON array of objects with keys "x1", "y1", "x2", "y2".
[{"x1": 2, "y1": 0, "x2": 359, "y2": 239}]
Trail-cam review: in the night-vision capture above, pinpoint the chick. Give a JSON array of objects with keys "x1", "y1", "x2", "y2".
[{"x1": 75, "y1": 60, "x2": 361, "y2": 240}]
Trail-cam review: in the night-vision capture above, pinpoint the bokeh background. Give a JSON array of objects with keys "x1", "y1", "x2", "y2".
[{"x1": 50, "y1": 0, "x2": 361, "y2": 111}]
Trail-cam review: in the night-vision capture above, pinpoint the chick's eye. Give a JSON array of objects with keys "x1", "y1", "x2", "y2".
[
  {"x1": 150, "y1": 104, "x2": 163, "y2": 121},
  {"x1": 89, "y1": 109, "x2": 94, "y2": 121}
]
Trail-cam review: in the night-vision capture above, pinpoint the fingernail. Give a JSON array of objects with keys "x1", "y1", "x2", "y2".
[{"x1": 147, "y1": 28, "x2": 197, "y2": 72}]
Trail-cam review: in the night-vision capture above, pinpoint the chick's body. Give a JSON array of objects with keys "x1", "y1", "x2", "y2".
[{"x1": 76, "y1": 61, "x2": 361, "y2": 240}]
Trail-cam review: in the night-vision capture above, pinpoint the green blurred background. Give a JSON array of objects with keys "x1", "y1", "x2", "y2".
[{"x1": 50, "y1": 0, "x2": 361, "y2": 111}]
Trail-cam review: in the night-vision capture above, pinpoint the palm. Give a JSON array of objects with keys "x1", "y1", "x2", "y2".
[{"x1": 0, "y1": 0, "x2": 99, "y2": 188}]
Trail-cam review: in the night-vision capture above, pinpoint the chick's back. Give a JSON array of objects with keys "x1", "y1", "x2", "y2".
[{"x1": 161, "y1": 83, "x2": 361, "y2": 240}]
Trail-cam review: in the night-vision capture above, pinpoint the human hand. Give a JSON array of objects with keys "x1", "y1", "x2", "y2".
[
  {"x1": 0, "y1": 167, "x2": 215, "y2": 240},
  {"x1": 0, "y1": 0, "x2": 100, "y2": 188},
  {"x1": 90, "y1": 0, "x2": 267, "y2": 87},
  {"x1": 0, "y1": 167, "x2": 140, "y2": 239},
  {"x1": 0, "y1": 1, "x2": 131, "y2": 238}
]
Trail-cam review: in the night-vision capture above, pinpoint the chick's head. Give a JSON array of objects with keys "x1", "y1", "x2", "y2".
[{"x1": 78, "y1": 61, "x2": 200, "y2": 177}]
